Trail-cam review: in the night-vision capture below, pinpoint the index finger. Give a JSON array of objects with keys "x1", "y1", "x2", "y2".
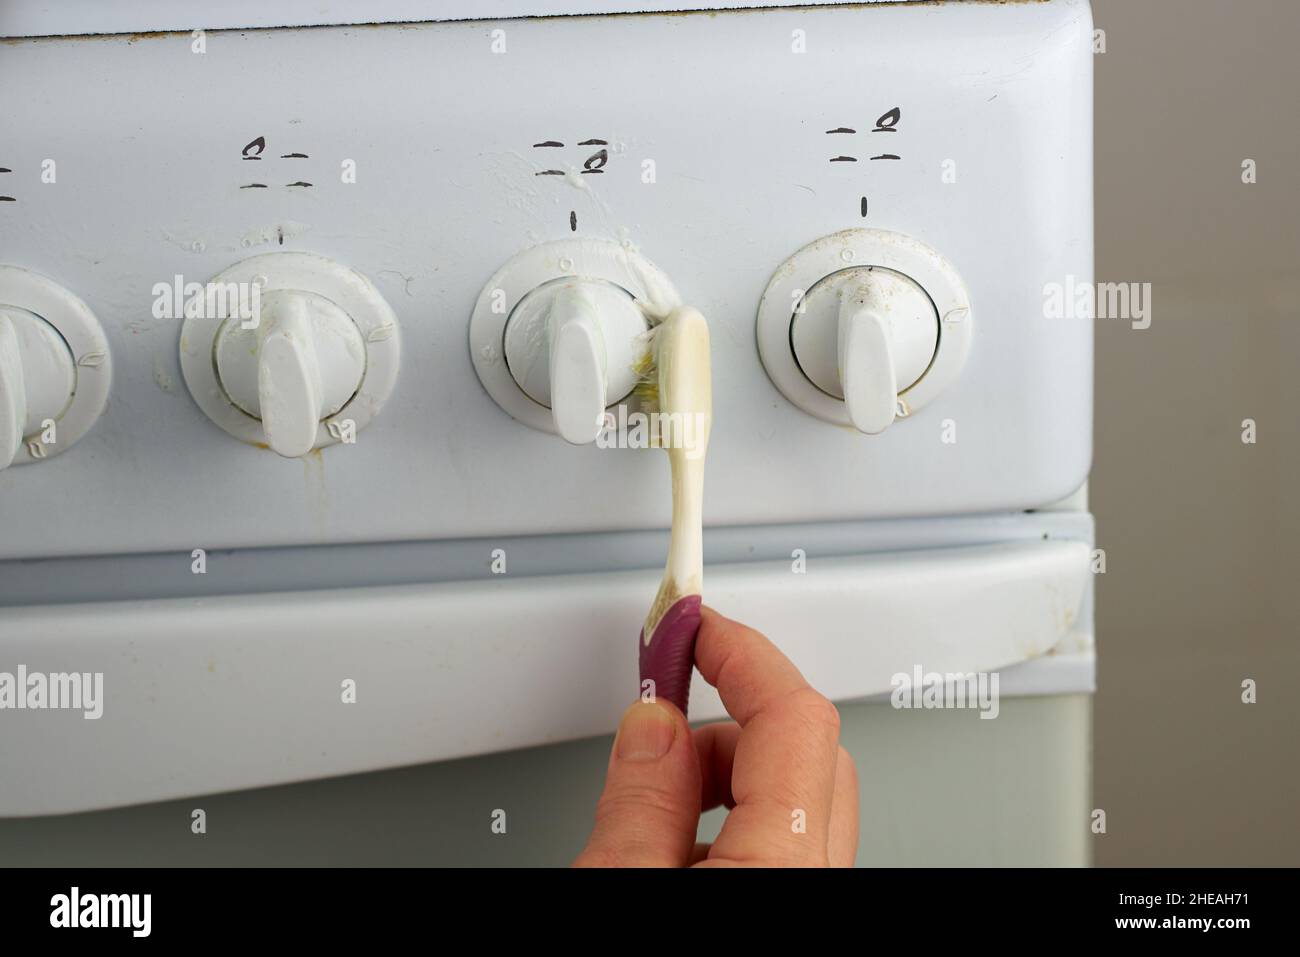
[
  {"x1": 694, "y1": 605, "x2": 812, "y2": 726},
  {"x1": 693, "y1": 606, "x2": 843, "y2": 866}
]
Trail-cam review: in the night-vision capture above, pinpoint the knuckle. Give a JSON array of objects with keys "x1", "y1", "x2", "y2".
[
  {"x1": 789, "y1": 687, "x2": 841, "y2": 737},
  {"x1": 595, "y1": 783, "x2": 691, "y2": 826}
]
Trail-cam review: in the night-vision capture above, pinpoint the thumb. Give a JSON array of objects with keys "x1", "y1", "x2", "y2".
[{"x1": 574, "y1": 698, "x2": 702, "y2": 867}]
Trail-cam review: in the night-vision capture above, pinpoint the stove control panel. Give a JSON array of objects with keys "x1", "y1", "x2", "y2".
[{"x1": 0, "y1": 1, "x2": 1093, "y2": 559}]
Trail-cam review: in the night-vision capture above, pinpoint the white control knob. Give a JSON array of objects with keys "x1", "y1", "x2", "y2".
[
  {"x1": 504, "y1": 279, "x2": 647, "y2": 445},
  {"x1": 757, "y1": 229, "x2": 972, "y2": 432},
  {"x1": 471, "y1": 240, "x2": 677, "y2": 442},
  {"x1": 0, "y1": 312, "x2": 32, "y2": 468},
  {"x1": 794, "y1": 267, "x2": 939, "y2": 435},
  {"x1": 547, "y1": 284, "x2": 607, "y2": 444},
  {"x1": 0, "y1": 307, "x2": 77, "y2": 467},
  {"x1": 0, "y1": 263, "x2": 110, "y2": 469},
  {"x1": 179, "y1": 253, "x2": 400, "y2": 458},
  {"x1": 213, "y1": 291, "x2": 365, "y2": 458}
]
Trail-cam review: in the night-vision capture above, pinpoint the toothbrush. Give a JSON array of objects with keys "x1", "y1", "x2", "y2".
[{"x1": 634, "y1": 306, "x2": 712, "y2": 715}]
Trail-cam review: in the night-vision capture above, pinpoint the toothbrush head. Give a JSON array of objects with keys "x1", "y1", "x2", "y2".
[{"x1": 632, "y1": 306, "x2": 711, "y2": 457}]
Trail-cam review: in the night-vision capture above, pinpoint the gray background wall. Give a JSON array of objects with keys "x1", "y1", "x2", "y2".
[{"x1": 1089, "y1": 0, "x2": 1300, "y2": 866}]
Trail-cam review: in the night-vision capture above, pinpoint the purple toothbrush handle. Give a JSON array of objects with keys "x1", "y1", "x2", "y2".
[{"x1": 639, "y1": 594, "x2": 703, "y2": 715}]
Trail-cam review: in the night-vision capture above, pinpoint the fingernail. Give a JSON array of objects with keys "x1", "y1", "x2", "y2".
[{"x1": 615, "y1": 702, "x2": 677, "y2": 761}]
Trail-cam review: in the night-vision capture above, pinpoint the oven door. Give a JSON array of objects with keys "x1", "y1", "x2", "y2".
[{"x1": 0, "y1": 536, "x2": 1091, "y2": 816}]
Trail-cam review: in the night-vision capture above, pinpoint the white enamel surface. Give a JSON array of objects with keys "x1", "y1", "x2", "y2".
[
  {"x1": 0, "y1": 539, "x2": 1091, "y2": 816},
  {"x1": 0, "y1": 1, "x2": 1092, "y2": 559}
]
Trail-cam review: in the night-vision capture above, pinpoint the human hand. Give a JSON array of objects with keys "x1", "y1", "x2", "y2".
[{"x1": 574, "y1": 606, "x2": 859, "y2": 867}]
